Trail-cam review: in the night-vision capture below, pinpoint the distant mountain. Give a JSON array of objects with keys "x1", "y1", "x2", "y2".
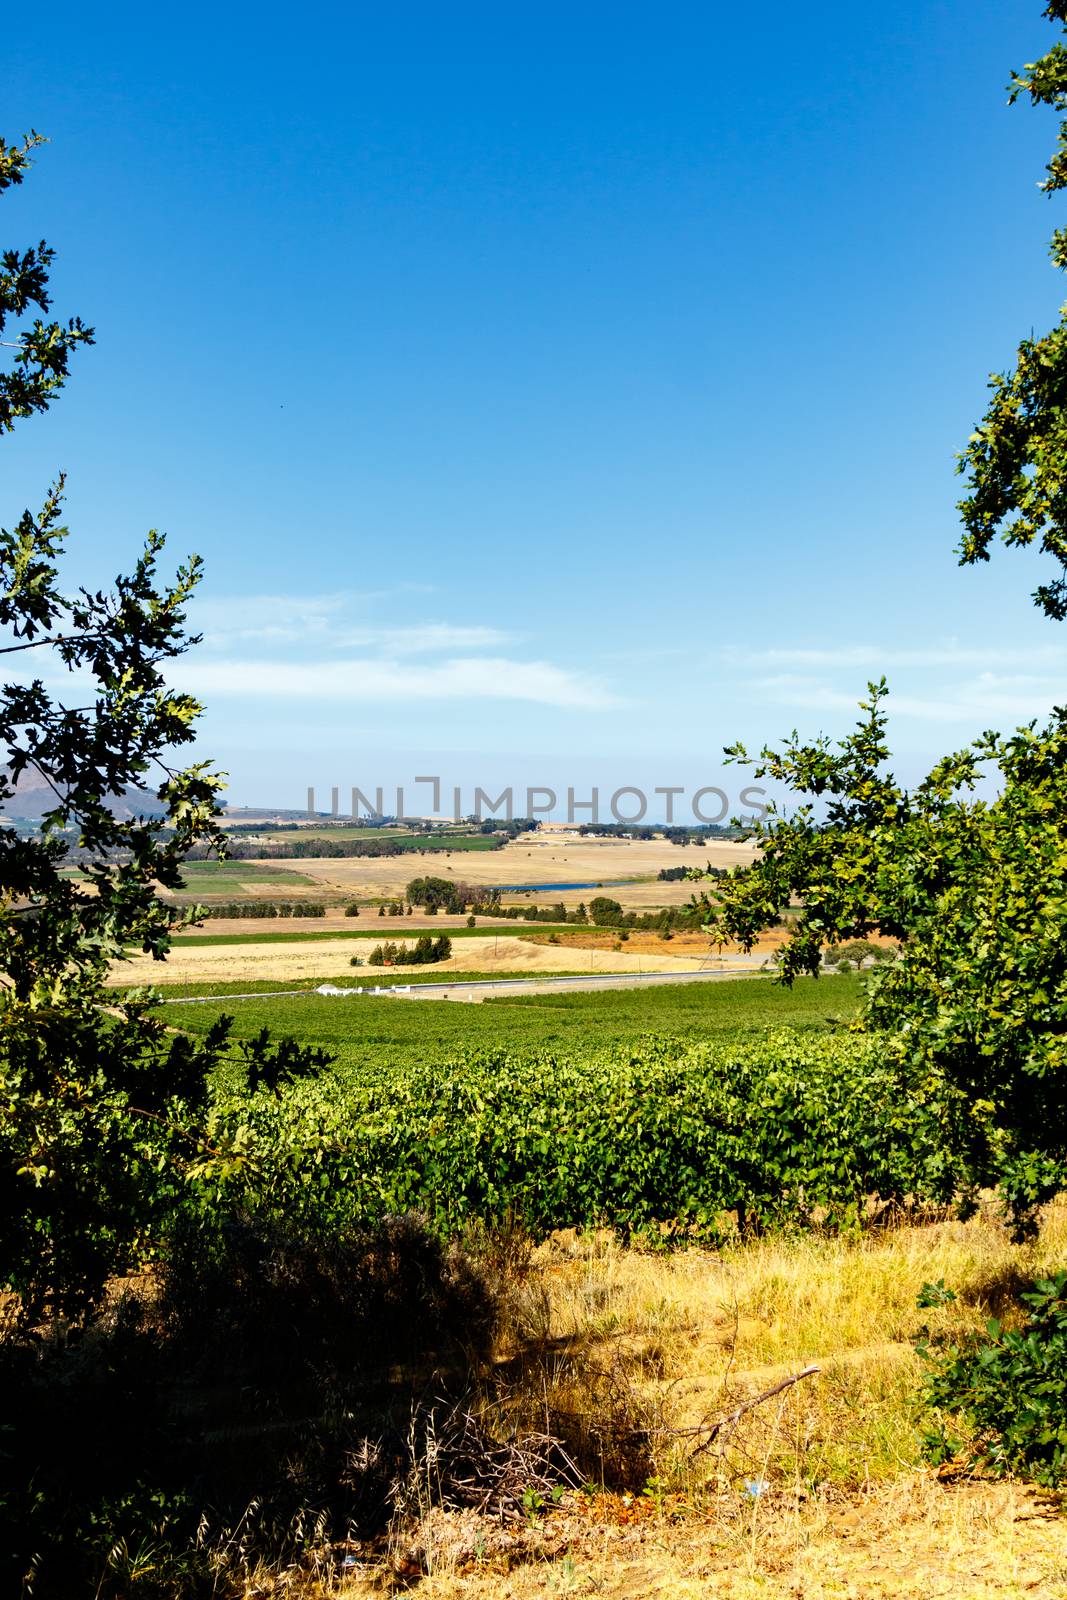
[
  {"x1": 0, "y1": 768, "x2": 168, "y2": 820},
  {"x1": 221, "y1": 806, "x2": 320, "y2": 823}
]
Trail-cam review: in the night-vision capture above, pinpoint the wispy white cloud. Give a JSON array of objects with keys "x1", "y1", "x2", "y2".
[
  {"x1": 339, "y1": 624, "x2": 512, "y2": 654},
  {"x1": 180, "y1": 656, "x2": 621, "y2": 710},
  {"x1": 753, "y1": 672, "x2": 1066, "y2": 724},
  {"x1": 741, "y1": 641, "x2": 1067, "y2": 672},
  {"x1": 190, "y1": 592, "x2": 347, "y2": 644},
  {"x1": 6, "y1": 588, "x2": 615, "y2": 713},
  {"x1": 187, "y1": 592, "x2": 472, "y2": 651}
]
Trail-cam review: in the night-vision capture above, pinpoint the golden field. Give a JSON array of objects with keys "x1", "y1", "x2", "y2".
[{"x1": 107, "y1": 932, "x2": 720, "y2": 988}]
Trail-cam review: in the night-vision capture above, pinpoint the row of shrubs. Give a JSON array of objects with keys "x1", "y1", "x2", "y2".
[
  {"x1": 195, "y1": 894, "x2": 709, "y2": 930},
  {"x1": 186, "y1": 833, "x2": 510, "y2": 859},
  {"x1": 202, "y1": 1032, "x2": 965, "y2": 1241},
  {"x1": 201, "y1": 902, "x2": 421, "y2": 919},
  {"x1": 204, "y1": 901, "x2": 328, "y2": 918}
]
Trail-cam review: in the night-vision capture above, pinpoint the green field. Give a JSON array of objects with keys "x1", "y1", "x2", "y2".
[
  {"x1": 178, "y1": 862, "x2": 316, "y2": 888},
  {"x1": 169, "y1": 923, "x2": 576, "y2": 947},
  {"x1": 255, "y1": 828, "x2": 501, "y2": 852},
  {"x1": 170, "y1": 971, "x2": 862, "y2": 1075}
]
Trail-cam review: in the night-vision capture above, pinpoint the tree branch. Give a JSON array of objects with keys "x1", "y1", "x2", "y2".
[
  {"x1": 0, "y1": 631, "x2": 102, "y2": 656},
  {"x1": 688, "y1": 1364, "x2": 821, "y2": 1455}
]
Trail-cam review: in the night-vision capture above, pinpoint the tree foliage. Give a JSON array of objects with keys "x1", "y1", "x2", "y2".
[
  {"x1": 0, "y1": 133, "x2": 94, "y2": 431},
  {"x1": 919, "y1": 1273, "x2": 1067, "y2": 1487},
  {"x1": 406, "y1": 874, "x2": 469, "y2": 913},
  {"x1": 366, "y1": 934, "x2": 452, "y2": 966},
  {"x1": 0, "y1": 135, "x2": 230, "y2": 1319},
  {"x1": 957, "y1": 1, "x2": 1067, "y2": 616},
  {"x1": 703, "y1": 684, "x2": 1067, "y2": 1226}
]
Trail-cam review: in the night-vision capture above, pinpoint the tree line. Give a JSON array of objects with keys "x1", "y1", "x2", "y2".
[{"x1": 204, "y1": 902, "x2": 328, "y2": 919}]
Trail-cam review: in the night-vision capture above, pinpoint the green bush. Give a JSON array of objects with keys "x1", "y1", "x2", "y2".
[
  {"x1": 407, "y1": 874, "x2": 467, "y2": 913},
  {"x1": 919, "y1": 1272, "x2": 1067, "y2": 1486}
]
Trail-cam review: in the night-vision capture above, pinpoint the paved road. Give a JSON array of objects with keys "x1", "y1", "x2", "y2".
[
  {"x1": 386, "y1": 966, "x2": 766, "y2": 1001},
  {"x1": 159, "y1": 964, "x2": 767, "y2": 1006}
]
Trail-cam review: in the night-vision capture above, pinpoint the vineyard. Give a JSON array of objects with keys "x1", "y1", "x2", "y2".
[
  {"x1": 145, "y1": 970, "x2": 948, "y2": 1246},
  {"x1": 197, "y1": 1030, "x2": 957, "y2": 1241},
  {"x1": 171, "y1": 969, "x2": 863, "y2": 1073},
  {"x1": 116, "y1": 971, "x2": 954, "y2": 1253}
]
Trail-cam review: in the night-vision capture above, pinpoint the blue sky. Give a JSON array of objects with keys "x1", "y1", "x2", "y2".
[{"x1": 5, "y1": 0, "x2": 1067, "y2": 811}]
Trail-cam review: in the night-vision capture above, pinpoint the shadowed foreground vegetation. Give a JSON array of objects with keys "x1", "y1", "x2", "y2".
[{"x1": 7, "y1": 1204, "x2": 1067, "y2": 1598}]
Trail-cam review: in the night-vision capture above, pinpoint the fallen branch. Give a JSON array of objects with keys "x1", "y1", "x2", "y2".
[{"x1": 686, "y1": 1364, "x2": 821, "y2": 1456}]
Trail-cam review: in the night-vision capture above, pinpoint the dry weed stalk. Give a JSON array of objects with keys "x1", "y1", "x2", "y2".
[{"x1": 390, "y1": 1398, "x2": 583, "y2": 1526}]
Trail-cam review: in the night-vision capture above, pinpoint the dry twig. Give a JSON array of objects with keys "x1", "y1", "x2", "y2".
[{"x1": 683, "y1": 1364, "x2": 821, "y2": 1457}]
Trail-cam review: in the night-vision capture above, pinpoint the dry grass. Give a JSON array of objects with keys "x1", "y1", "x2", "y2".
[
  {"x1": 331, "y1": 1205, "x2": 1067, "y2": 1598},
  {"x1": 372, "y1": 1476, "x2": 1067, "y2": 1599},
  {"x1": 492, "y1": 1206, "x2": 1067, "y2": 1486},
  {"x1": 522, "y1": 927, "x2": 787, "y2": 960},
  {"x1": 105, "y1": 933, "x2": 711, "y2": 987}
]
